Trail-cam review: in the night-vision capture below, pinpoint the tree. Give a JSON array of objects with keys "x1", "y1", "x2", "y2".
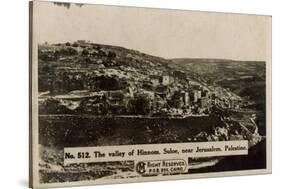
[
  {"x1": 81, "y1": 49, "x2": 89, "y2": 56},
  {"x1": 72, "y1": 43, "x2": 79, "y2": 47},
  {"x1": 83, "y1": 57, "x2": 92, "y2": 64},
  {"x1": 42, "y1": 65, "x2": 50, "y2": 73},
  {"x1": 40, "y1": 98, "x2": 72, "y2": 114},
  {"x1": 59, "y1": 47, "x2": 77, "y2": 56},
  {"x1": 95, "y1": 76, "x2": 120, "y2": 90},
  {"x1": 107, "y1": 51, "x2": 116, "y2": 59},
  {"x1": 135, "y1": 96, "x2": 151, "y2": 115}
]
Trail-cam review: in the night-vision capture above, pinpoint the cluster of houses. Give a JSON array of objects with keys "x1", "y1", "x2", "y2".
[{"x1": 40, "y1": 67, "x2": 218, "y2": 116}]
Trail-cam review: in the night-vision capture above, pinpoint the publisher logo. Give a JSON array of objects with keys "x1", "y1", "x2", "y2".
[{"x1": 136, "y1": 161, "x2": 147, "y2": 174}]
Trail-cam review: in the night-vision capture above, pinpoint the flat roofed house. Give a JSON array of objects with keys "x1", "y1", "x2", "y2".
[{"x1": 161, "y1": 75, "x2": 170, "y2": 85}]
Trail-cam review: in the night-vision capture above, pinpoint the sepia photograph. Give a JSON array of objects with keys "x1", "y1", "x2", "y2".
[{"x1": 29, "y1": 1, "x2": 272, "y2": 188}]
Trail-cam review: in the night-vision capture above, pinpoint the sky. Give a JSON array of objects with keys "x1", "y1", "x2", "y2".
[{"x1": 33, "y1": 1, "x2": 271, "y2": 60}]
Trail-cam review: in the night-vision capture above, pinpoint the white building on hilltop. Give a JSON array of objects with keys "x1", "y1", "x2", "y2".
[{"x1": 161, "y1": 75, "x2": 170, "y2": 85}]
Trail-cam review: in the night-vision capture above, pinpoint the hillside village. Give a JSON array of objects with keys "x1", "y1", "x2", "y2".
[
  {"x1": 38, "y1": 40, "x2": 244, "y2": 117},
  {"x1": 38, "y1": 41, "x2": 265, "y2": 182}
]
